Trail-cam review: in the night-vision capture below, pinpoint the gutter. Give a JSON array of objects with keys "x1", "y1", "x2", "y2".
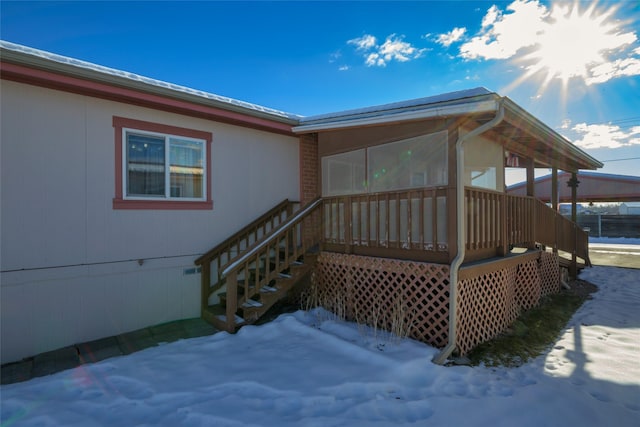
[{"x1": 432, "y1": 100, "x2": 505, "y2": 365}]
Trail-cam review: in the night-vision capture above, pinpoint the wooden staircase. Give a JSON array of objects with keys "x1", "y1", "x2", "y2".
[{"x1": 195, "y1": 198, "x2": 322, "y2": 333}]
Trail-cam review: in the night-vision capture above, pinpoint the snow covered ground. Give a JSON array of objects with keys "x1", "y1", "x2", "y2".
[
  {"x1": 589, "y1": 236, "x2": 640, "y2": 246},
  {"x1": 1, "y1": 265, "x2": 639, "y2": 426}
]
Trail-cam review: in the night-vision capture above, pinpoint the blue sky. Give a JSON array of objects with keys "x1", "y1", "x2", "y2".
[{"x1": 2, "y1": 1, "x2": 639, "y2": 181}]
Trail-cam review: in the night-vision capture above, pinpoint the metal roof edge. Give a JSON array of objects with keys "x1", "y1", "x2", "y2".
[
  {"x1": 292, "y1": 98, "x2": 499, "y2": 133},
  {"x1": 0, "y1": 40, "x2": 301, "y2": 125},
  {"x1": 298, "y1": 87, "x2": 495, "y2": 125}
]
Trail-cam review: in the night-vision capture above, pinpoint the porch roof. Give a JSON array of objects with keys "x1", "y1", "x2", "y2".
[{"x1": 293, "y1": 88, "x2": 603, "y2": 173}]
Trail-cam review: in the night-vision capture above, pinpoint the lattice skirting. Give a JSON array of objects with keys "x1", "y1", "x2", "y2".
[
  {"x1": 310, "y1": 251, "x2": 560, "y2": 356},
  {"x1": 539, "y1": 251, "x2": 560, "y2": 297},
  {"x1": 310, "y1": 253, "x2": 450, "y2": 348},
  {"x1": 456, "y1": 251, "x2": 561, "y2": 355}
]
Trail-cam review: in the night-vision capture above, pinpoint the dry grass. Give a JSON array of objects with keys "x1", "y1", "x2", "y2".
[{"x1": 300, "y1": 277, "x2": 416, "y2": 343}]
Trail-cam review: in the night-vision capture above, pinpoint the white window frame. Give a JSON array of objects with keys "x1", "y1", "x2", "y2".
[{"x1": 122, "y1": 127, "x2": 207, "y2": 202}]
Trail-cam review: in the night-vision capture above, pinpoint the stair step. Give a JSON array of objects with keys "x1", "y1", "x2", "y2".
[
  {"x1": 242, "y1": 299, "x2": 264, "y2": 308},
  {"x1": 203, "y1": 248, "x2": 318, "y2": 332},
  {"x1": 216, "y1": 313, "x2": 245, "y2": 325}
]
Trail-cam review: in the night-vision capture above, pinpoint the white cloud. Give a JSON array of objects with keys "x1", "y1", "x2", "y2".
[
  {"x1": 572, "y1": 123, "x2": 640, "y2": 149},
  {"x1": 436, "y1": 27, "x2": 467, "y2": 47},
  {"x1": 338, "y1": 65, "x2": 350, "y2": 71},
  {"x1": 379, "y1": 35, "x2": 423, "y2": 62},
  {"x1": 348, "y1": 33, "x2": 425, "y2": 67},
  {"x1": 586, "y1": 56, "x2": 640, "y2": 85},
  {"x1": 460, "y1": 0, "x2": 547, "y2": 60},
  {"x1": 348, "y1": 34, "x2": 377, "y2": 51},
  {"x1": 481, "y1": 5, "x2": 501, "y2": 29},
  {"x1": 458, "y1": 0, "x2": 640, "y2": 84},
  {"x1": 561, "y1": 119, "x2": 572, "y2": 129}
]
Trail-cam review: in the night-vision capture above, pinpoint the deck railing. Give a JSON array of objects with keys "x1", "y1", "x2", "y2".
[
  {"x1": 321, "y1": 188, "x2": 589, "y2": 264},
  {"x1": 195, "y1": 199, "x2": 297, "y2": 309},
  {"x1": 322, "y1": 188, "x2": 451, "y2": 262},
  {"x1": 534, "y1": 198, "x2": 589, "y2": 262}
]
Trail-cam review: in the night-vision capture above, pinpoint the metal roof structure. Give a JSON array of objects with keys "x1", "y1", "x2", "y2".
[{"x1": 507, "y1": 171, "x2": 640, "y2": 202}]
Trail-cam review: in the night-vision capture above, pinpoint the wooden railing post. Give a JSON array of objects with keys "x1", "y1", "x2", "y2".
[
  {"x1": 570, "y1": 223, "x2": 578, "y2": 279},
  {"x1": 225, "y1": 271, "x2": 238, "y2": 333},
  {"x1": 553, "y1": 202, "x2": 559, "y2": 254},
  {"x1": 344, "y1": 196, "x2": 352, "y2": 252},
  {"x1": 498, "y1": 193, "x2": 508, "y2": 256},
  {"x1": 201, "y1": 262, "x2": 211, "y2": 313}
]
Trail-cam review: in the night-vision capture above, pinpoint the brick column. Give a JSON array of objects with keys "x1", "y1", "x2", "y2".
[
  {"x1": 299, "y1": 134, "x2": 319, "y2": 204},
  {"x1": 299, "y1": 134, "x2": 320, "y2": 247}
]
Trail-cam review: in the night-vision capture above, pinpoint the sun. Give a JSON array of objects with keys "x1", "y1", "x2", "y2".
[
  {"x1": 533, "y1": 4, "x2": 612, "y2": 82},
  {"x1": 513, "y1": 2, "x2": 630, "y2": 90}
]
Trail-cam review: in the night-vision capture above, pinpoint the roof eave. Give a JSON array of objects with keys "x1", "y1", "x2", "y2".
[
  {"x1": 0, "y1": 43, "x2": 300, "y2": 127},
  {"x1": 502, "y1": 97, "x2": 603, "y2": 171},
  {"x1": 292, "y1": 98, "x2": 500, "y2": 133}
]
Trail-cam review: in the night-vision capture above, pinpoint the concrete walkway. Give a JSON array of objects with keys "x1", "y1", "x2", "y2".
[
  {"x1": 1, "y1": 318, "x2": 218, "y2": 385},
  {"x1": 589, "y1": 243, "x2": 640, "y2": 269}
]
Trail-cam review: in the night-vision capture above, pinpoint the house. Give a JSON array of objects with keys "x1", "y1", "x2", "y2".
[
  {"x1": 619, "y1": 202, "x2": 640, "y2": 215},
  {"x1": 1, "y1": 41, "x2": 602, "y2": 365},
  {"x1": 0, "y1": 41, "x2": 301, "y2": 364}
]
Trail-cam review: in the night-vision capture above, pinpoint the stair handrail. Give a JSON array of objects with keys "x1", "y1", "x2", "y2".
[
  {"x1": 532, "y1": 197, "x2": 590, "y2": 264},
  {"x1": 195, "y1": 198, "x2": 294, "y2": 266},
  {"x1": 221, "y1": 197, "x2": 322, "y2": 278}
]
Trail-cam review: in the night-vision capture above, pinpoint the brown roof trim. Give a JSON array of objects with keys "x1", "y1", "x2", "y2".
[{"x1": 1, "y1": 61, "x2": 296, "y2": 136}]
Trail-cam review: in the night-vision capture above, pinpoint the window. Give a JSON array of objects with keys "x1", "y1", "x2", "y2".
[
  {"x1": 463, "y1": 131, "x2": 503, "y2": 191},
  {"x1": 368, "y1": 131, "x2": 448, "y2": 193},
  {"x1": 320, "y1": 131, "x2": 448, "y2": 196},
  {"x1": 113, "y1": 117, "x2": 212, "y2": 210},
  {"x1": 321, "y1": 149, "x2": 366, "y2": 196}
]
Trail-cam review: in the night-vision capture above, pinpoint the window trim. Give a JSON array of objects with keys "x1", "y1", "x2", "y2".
[{"x1": 113, "y1": 116, "x2": 213, "y2": 210}]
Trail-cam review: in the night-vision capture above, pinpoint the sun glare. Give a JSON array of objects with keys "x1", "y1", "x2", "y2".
[
  {"x1": 533, "y1": 4, "x2": 612, "y2": 82},
  {"x1": 509, "y1": 1, "x2": 633, "y2": 93}
]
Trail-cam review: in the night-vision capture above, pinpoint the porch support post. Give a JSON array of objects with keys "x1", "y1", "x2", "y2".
[
  {"x1": 525, "y1": 158, "x2": 536, "y2": 249},
  {"x1": 551, "y1": 167, "x2": 559, "y2": 212},
  {"x1": 551, "y1": 167, "x2": 559, "y2": 254},
  {"x1": 525, "y1": 158, "x2": 535, "y2": 197},
  {"x1": 567, "y1": 172, "x2": 580, "y2": 279}
]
